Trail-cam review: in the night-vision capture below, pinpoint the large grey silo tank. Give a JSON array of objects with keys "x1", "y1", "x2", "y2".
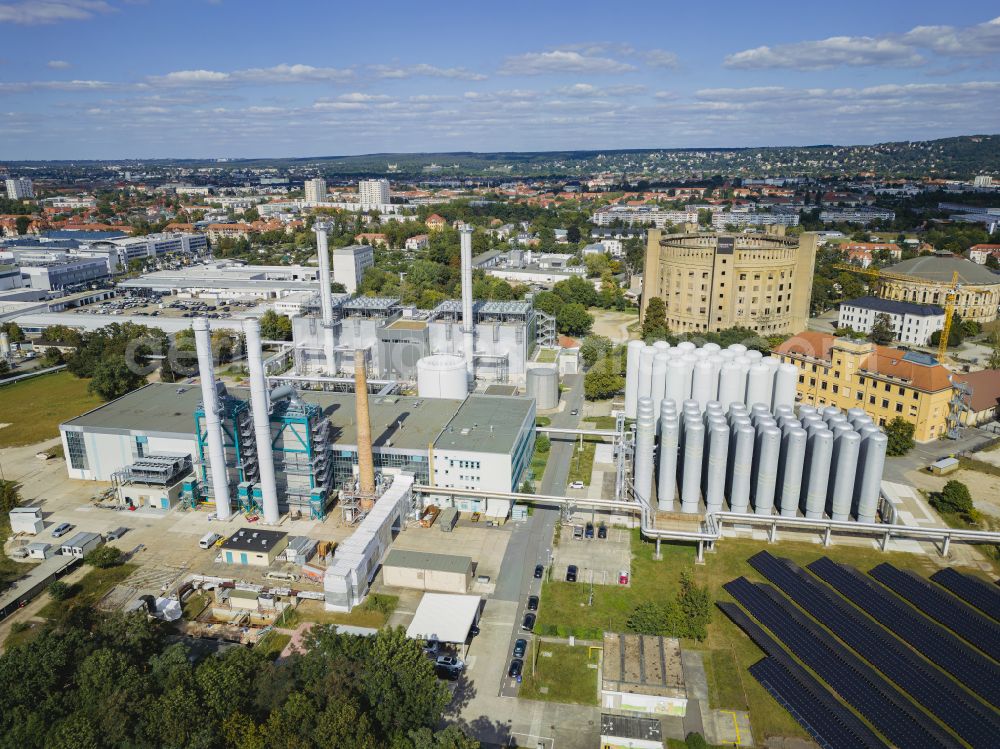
[
  {"x1": 729, "y1": 425, "x2": 755, "y2": 513},
  {"x1": 657, "y1": 413, "x2": 679, "y2": 512},
  {"x1": 651, "y1": 353, "x2": 670, "y2": 424},
  {"x1": 692, "y1": 358, "x2": 715, "y2": 411},
  {"x1": 637, "y1": 346, "x2": 656, "y2": 404},
  {"x1": 705, "y1": 424, "x2": 729, "y2": 513},
  {"x1": 718, "y1": 361, "x2": 744, "y2": 409},
  {"x1": 778, "y1": 427, "x2": 807, "y2": 517},
  {"x1": 746, "y1": 363, "x2": 774, "y2": 408},
  {"x1": 753, "y1": 426, "x2": 781, "y2": 515},
  {"x1": 680, "y1": 417, "x2": 704, "y2": 513},
  {"x1": 855, "y1": 431, "x2": 888, "y2": 523},
  {"x1": 624, "y1": 339, "x2": 645, "y2": 419},
  {"x1": 526, "y1": 367, "x2": 560, "y2": 410},
  {"x1": 829, "y1": 430, "x2": 861, "y2": 521},
  {"x1": 803, "y1": 428, "x2": 833, "y2": 519},
  {"x1": 633, "y1": 398, "x2": 656, "y2": 506}
]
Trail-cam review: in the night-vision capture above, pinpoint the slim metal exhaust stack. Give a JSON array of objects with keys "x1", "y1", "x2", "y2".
[
  {"x1": 459, "y1": 225, "x2": 475, "y2": 377},
  {"x1": 314, "y1": 221, "x2": 337, "y2": 374},
  {"x1": 193, "y1": 318, "x2": 232, "y2": 520},
  {"x1": 243, "y1": 318, "x2": 280, "y2": 524},
  {"x1": 353, "y1": 349, "x2": 376, "y2": 508}
]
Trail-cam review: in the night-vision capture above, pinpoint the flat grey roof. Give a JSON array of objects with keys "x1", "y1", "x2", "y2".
[
  {"x1": 223, "y1": 528, "x2": 287, "y2": 552},
  {"x1": 434, "y1": 395, "x2": 532, "y2": 454},
  {"x1": 0, "y1": 556, "x2": 78, "y2": 613},
  {"x1": 61, "y1": 383, "x2": 516, "y2": 454},
  {"x1": 384, "y1": 549, "x2": 473, "y2": 574}
]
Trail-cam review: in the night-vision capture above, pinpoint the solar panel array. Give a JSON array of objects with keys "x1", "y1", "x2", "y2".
[
  {"x1": 870, "y1": 563, "x2": 1000, "y2": 662},
  {"x1": 724, "y1": 576, "x2": 959, "y2": 749},
  {"x1": 748, "y1": 552, "x2": 1000, "y2": 748},
  {"x1": 809, "y1": 557, "x2": 1000, "y2": 706},
  {"x1": 718, "y1": 602, "x2": 888, "y2": 749},
  {"x1": 930, "y1": 567, "x2": 1000, "y2": 623}
]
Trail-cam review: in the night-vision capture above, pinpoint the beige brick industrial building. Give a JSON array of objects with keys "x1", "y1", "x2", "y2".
[
  {"x1": 641, "y1": 229, "x2": 818, "y2": 336},
  {"x1": 877, "y1": 255, "x2": 1000, "y2": 324}
]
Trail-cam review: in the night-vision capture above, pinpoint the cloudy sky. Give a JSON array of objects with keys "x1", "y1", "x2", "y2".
[{"x1": 0, "y1": 0, "x2": 998, "y2": 159}]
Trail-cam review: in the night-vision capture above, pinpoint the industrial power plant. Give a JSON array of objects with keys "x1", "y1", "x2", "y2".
[{"x1": 625, "y1": 339, "x2": 888, "y2": 523}]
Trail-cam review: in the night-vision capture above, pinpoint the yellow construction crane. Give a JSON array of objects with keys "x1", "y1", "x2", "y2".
[{"x1": 833, "y1": 264, "x2": 962, "y2": 363}]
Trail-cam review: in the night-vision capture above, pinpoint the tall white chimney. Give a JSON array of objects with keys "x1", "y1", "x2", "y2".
[
  {"x1": 459, "y1": 225, "x2": 475, "y2": 377},
  {"x1": 314, "y1": 222, "x2": 337, "y2": 374},
  {"x1": 193, "y1": 318, "x2": 232, "y2": 520},
  {"x1": 243, "y1": 318, "x2": 280, "y2": 524}
]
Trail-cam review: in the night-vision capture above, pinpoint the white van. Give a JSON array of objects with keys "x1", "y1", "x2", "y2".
[{"x1": 199, "y1": 532, "x2": 222, "y2": 549}]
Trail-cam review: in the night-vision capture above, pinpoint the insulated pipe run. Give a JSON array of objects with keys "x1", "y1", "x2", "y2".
[
  {"x1": 243, "y1": 318, "x2": 280, "y2": 524},
  {"x1": 459, "y1": 226, "x2": 475, "y2": 377},
  {"x1": 314, "y1": 222, "x2": 337, "y2": 374},
  {"x1": 193, "y1": 318, "x2": 232, "y2": 520}
]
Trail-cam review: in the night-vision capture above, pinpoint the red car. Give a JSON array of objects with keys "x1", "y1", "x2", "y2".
[{"x1": 618, "y1": 570, "x2": 630, "y2": 585}]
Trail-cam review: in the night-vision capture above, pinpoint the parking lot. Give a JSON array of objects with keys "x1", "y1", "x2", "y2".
[{"x1": 552, "y1": 522, "x2": 632, "y2": 586}]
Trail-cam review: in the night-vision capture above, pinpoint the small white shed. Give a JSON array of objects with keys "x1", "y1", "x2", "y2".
[{"x1": 9, "y1": 507, "x2": 44, "y2": 535}]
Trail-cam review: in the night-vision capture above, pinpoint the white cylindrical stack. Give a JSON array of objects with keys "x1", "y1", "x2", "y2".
[
  {"x1": 680, "y1": 416, "x2": 704, "y2": 513},
  {"x1": 729, "y1": 425, "x2": 755, "y2": 513},
  {"x1": 624, "y1": 340, "x2": 645, "y2": 419},
  {"x1": 692, "y1": 359, "x2": 714, "y2": 411},
  {"x1": 657, "y1": 400, "x2": 679, "y2": 511},
  {"x1": 243, "y1": 318, "x2": 280, "y2": 524},
  {"x1": 753, "y1": 426, "x2": 781, "y2": 515},
  {"x1": 855, "y1": 431, "x2": 888, "y2": 523},
  {"x1": 638, "y1": 346, "x2": 656, "y2": 406},
  {"x1": 634, "y1": 397, "x2": 656, "y2": 507},
  {"x1": 746, "y1": 363, "x2": 773, "y2": 408},
  {"x1": 778, "y1": 427, "x2": 807, "y2": 517},
  {"x1": 803, "y1": 428, "x2": 833, "y2": 519},
  {"x1": 651, "y1": 353, "x2": 669, "y2": 423},
  {"x1": 705, "y1": 423, "x2": 729, "y2": 513},
  {"x1": 829, "y1": 430, "x2": 861, "y2": 521},
  {"x1": 773, "y1": 363, "x2": 799, "y2": 411},
  {"x1": 193, "y1": 318, "x2": 232, "y2": 520}
]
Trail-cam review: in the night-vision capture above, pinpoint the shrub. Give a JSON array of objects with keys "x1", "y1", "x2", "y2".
[
  {"x1": 930, "y1": 479, "x2": 976, "y2": 521},
  {"x1": 885, "y1": 417, "x2": 915, "y2": 456},
  {"x1": 48, "y1": 581, "x2": 72, "y2": 600},
  {"x1": 84, "y1": 545, "x2": 123, "y2": 568},
  {"x1": 685, "y1": 733, "x2": 709, "y2": 749}
]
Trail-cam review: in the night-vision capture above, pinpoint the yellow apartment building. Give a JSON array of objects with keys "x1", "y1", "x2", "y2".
[{"x1": 773, "y1": 332, "x2": 954, "y2": 442}]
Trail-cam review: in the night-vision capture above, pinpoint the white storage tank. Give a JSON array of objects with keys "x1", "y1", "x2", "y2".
[
  {"x1": 417, "y1": 354, "x2": 469, "y2": 399},
  {"x1": 525, "y1": 367, "x2": 560, "y2": 410}
]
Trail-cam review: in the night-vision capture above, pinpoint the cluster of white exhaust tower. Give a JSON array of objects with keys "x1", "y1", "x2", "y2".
[{"x1": 626, "y1": 339, "x2": 888, "y2": 523}]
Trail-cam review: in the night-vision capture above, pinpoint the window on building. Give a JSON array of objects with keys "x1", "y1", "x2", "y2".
[
  {"x1": 869, "y1": 395, "x2": 876, "y2": 405},
  {"x1": 66, "y1": 431, "x2": 88, "y2": 470},
  {"x1": 810, "y1": 378, "x2": 816, "y2": 387},
  {"x1": 882, "y1": 399, "x2": 889, "y2": 408},
  {"x1": 895, "y1": 403, "x2": 903, "y2": 412},
  {"x1": 832, "y1": 385, "x2": 839, "y2": 394},
  {"x1": 821, "y1": 381, "x2": 827, "y2": 390}
]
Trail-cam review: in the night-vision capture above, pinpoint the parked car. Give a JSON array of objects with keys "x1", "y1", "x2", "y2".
[
  {"x1": 585, "y1": 523, "x2": 595, "y2": 539},
  {"x1": 105, "y1": 526, "x2": 128, "y2": 541},
  {"x1": 513, "y1": 638, "x2": 527, "y2": 658},
  {"x1": 435, "y1": 665, "x2": 461, "y2": 681},
  {"x1": 533, "y1": 564, "x2": 544, "y2": 579},
  {"x1": 508, "y1": 658, "x2": 523, "y2": 680},
  {"x1": 569, "y1": 480, "x2": 585, "y2": 490},
  {"x1": 521, "y1": 613, "x2": 536, "y2": 632},
  {"x1": 570, "y1": 408, "x2": 579, "y2": 416},
  {"x1": 573, "y1": 525, "x2": 584, "y2": 539},
  {"x1": 566, "y1": 565, "x2": 578, "y2": 582},
  {"x1": 527, "y1": 595, "x2": 539, "y2": 612},
  {"x1": 52, "y1": 522, "x2": 73, "y2": 538},
  {"x1": 597, "y1": 524, "x2": 608, "y2": 539},
  {"x1": 436, "y1": 655, "x2": 464, "y2": 671},
  {"x1": 619, "y1": 570, "x2": 630, "y2": 585},
  {"x1": 468, "y1": 624, "x2": 480, "y2": 637},
  {"x1": 422, "y1": 640, "x2": 441, "y2": 655}
]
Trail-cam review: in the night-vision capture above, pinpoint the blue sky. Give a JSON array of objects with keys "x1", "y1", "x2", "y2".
[{"x1": 0, "y1": 0, "x2": 998, "y2": 159}]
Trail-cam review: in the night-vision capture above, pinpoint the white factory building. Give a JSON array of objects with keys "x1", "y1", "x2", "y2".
[
  {"x1": 331, "y1": 244, "x2": 374, "y2": 293},
  {"x1": 837, "y1": 296, "x2": 945, "y2": 346},
  {"x1": 117, "y1": 261, "x2": 320, "y2": 301},
  {"x1": 291, "y1": 226, "x2": 554, "y2": 382}
]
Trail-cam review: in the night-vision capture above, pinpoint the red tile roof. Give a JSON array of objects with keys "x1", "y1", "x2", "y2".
[{"x1": 953, "y1": 369, "x2": 1000, "y2": 413}]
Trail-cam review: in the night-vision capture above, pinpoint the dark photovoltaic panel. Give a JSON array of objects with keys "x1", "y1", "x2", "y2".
[
  {"x1": 718, "y1": 602, "x2": 888, "y2": 749},
  {"x1": 750, "y1": 658, "x2": 889, "y2": 749},
  {"x1": 724, "y1": 577, "x2": 960, "y2": 749},
  {"x1": 809, "y1": 557, "x2": 1000, "y2": 706},
  {"x1": 931, "y1": 568, "x2": 1000, "y2": 623},
  {"x1": 749, "y1": 552, "x2": 1000, "y2": 747},
  {"x1": 870, "y1": 563, "x2": 1000, "y2": 662}
]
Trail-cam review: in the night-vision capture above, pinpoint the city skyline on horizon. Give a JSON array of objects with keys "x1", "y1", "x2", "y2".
[{"x1": 0, "y1": 0, "x2": 998, "y2": 160}]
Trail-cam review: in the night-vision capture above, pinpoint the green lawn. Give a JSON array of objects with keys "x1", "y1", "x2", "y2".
[
  {"x1": 39, "y1": 563, "x2": 137, "y2": 620},
  {"x1": 0, "y1": 371, "x2": 101, "y2": 448},
  {"x1": 535, "y1": 348, "x2": 559, "y2": 363},
  {"x1": 583, "y1": 415, "x2": 618, "y2": 430},
  {"x1": 256, "y1": 631, "x2": 292, "y2": 658},
  {"x1": 537, "y1": 530, "x2": 958, "y2": 742},
  {"x1": 2, "y1": 620, "x2": 45, "y2": 650},
  {"x1": 278, "y1": 593, "x2": 398, "y2": 630},
  {"x1": 519, "y1": 641, "x2": 599, "y2": 705},
  {"x1": 566, "y1": 437, "x2": 598, "y2": 486}
]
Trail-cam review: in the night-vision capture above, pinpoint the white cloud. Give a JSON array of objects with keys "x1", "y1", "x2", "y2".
[
  {"x1": 0, "y1": 78, "x2": 113, "y2": 93},
  {"x1": 369, "y1": 63, "x2": 485, "y2": 80},
  {"x1": 724, "y1": 36, "x2": 923, "y2": 71},
  {"x1": 152, "y1": 63, "x2": 353, "y2": 86},
  {"x1": 46, "y1": 59, "x2": 71, "y2": 69},
  {"x1": 499, "y1": 50, "x2": 635, "y2": 75},
  {"x1": 0, "y1": 0, "x2": 113, "y2": 24},
  {"x1": 643, "y1": 49, "x2": 680, "y2": 69},
  {"x1": 554, "y1": 83, "x2": 645, "y2": 97},
  {"x1": 725, "y1": 16, "x2": 1000, "y2": 71}
]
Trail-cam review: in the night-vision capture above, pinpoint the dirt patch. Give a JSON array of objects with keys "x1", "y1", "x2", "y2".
[{"x1": 908, "y1": 466, "x2": 1000, "y2": 517}]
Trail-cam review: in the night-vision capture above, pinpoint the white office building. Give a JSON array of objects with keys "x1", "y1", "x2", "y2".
[
  {"x1": 359, "y1": 179, "x2": 390, "y2": 209},
  {"x1": 837, "y1": 296, "x2": 945, "y2": 345},
  {"x1": 332, "y1": 244, "x2": 375, "y2": 293},
  {"x1": 304, "y1": 178, "x2": 327, "y2": 204},
  {"x1": 5, "y1": 178, "x2": 34, "y2": 200}
]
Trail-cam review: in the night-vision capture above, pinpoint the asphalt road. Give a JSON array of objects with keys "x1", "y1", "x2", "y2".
[{"x1": 495, "y1": 373, "x2": 584, "y2": 697}]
